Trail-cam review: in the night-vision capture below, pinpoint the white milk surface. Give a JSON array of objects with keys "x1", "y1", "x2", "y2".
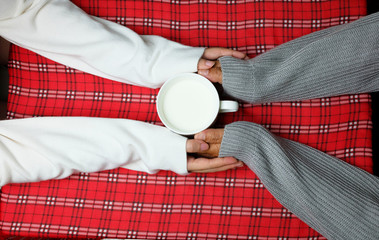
[{"x1": 161, "y1": 79, "x2": 218, "y2": 133}]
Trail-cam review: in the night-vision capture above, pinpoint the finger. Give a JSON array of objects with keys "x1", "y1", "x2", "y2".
[
  {"x1": 196, "y1": 143, "x2": 220, "y2": 158},
  {"x1": 202, "y1": 48, "x2": 225, "y2": 60},
  {"x1": 187, "y1": 156, "x2": 238, "y2": 171},
  {"x1": 198, "y1": 67, "x2": 222, "y2": 83},
  {"x1": 186, "y1": 139, "x2": 209, "y2": 153},
  {"x1": 187, "y1": 139, "x2": 219, "y2": 158},
  {"x1": 198, "y1": 60, "x2": 222, "y2": 83},
  {"x1": 194, "y1": 129, "x2": 224, "y2": 144},
  {"x1": 231, "y1": 50, "x2": 247, "y2": 59},
  {"x1": 197, "y1": 58, "x2": 216, "y2": 70},
  {"x1": 193, "y1": 162, "x2": 244, "y2": 173},
  {"x1": 203, "y1": 48, "x2": 246, "y2": 60}
]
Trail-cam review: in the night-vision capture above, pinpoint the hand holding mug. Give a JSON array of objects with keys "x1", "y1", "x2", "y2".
[
  {"x1": 198, "y1": 60, "x2": 223, "y2": 84},
  {"x1": 197, "y1": 47, "x2": 247, "y2": 73},
  {"x1": 194, "y1": 128, "x2": 225, "y2": 158}
]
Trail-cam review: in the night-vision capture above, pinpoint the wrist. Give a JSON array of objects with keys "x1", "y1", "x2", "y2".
[{"x1": 219, "y1": 56, "x2": 255, "y2": 101}]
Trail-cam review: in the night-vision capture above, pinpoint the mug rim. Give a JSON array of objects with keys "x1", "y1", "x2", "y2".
[{"x1": 156, "y1": 73, "x2": 220, "y2": 135}]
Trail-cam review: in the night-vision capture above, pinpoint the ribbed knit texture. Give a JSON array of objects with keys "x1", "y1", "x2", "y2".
[
  {"x1": 219, "y1": 12, "x2": 379, "y2": 239},
  {"x1": 220, "y1": 12, "x2": 379, "y2": 103},
  {"x1": 220, "y1": 122, "x2": 379, "y2": 240}
]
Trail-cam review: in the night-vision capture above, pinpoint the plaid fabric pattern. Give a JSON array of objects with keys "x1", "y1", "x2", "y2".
[{"x1": 1, "y1": 0, "x2": 371, "y2": 239}]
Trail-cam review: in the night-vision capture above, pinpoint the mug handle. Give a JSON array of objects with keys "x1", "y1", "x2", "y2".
[{"x1": 219, "y1": 100, "x2": 239, "y2": 113}]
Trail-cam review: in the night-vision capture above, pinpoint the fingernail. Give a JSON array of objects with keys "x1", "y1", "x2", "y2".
[
  {"x1": 225, "y1": 157, "x2": 237, "y2": 164},
  {"x1": 237, "y1": 162, "x2": 244, "y2": 167},
  {"x1": 198, "y1": 69, "x2": 209, "y2": 76},
  {"x1": 195, "y1": 133, "x2": 205, "y2": 140},
  {"x1": 206, "y1": 60, "x2": 214, "y2": 67},
  {"x1": 200, "y1": 143, "x2": 209, "y2": 151}
]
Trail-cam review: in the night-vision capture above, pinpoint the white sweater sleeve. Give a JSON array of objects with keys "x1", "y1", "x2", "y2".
[
  {"x1": 0, "y1": 0, "x2": 205, "y2": 88},
  {"x1": 0, "y1": 117, "x2": 188, "y2": 187}
]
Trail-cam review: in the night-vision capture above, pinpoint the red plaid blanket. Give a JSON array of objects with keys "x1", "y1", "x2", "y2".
[{"x1": 1, "y1": 0, "x2": 371, "y2": 239}]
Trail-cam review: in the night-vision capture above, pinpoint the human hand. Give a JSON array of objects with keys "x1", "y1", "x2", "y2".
[
  {"x1": 194, "y1": 128, "x2": 225, "y2": 158},
  {"x1": 186, "y1": 134, "x2": 243, "y2": 173},
  {"x1": 198, "y1": 60, "x2": 223, "y2": 84},
  {"x1": 197, "y1": 47, "x2": 247, "y2": 83}
]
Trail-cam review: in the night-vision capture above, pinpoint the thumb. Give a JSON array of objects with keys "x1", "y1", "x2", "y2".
[
  {"x1": 198, "y1": 58, "x2": 216, "y2": 70},
  {"x1": 198, "y1": 67, "x2": 222, "y2": 84},
  {"x1": 186, "y1": 139, "x2": 209, "y2": 153}
]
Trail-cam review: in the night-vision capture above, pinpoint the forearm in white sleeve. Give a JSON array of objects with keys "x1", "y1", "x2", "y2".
[
  {"x1": 0, "y1": 117, "x2": 188, "y2": 187},
  {"x1": 0, "y1": 0, "x2": 205, "y2": 88}
]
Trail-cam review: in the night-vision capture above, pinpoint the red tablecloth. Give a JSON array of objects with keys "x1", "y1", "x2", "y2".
[{"x1": 1, "y1": 0, "x2": 371, "y2": 239}]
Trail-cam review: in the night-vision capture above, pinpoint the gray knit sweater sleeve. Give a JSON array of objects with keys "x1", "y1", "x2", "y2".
[
  {"x1": 220, "y1": 12, "x2": 379, "y2": 103},
  {"x1": 218, "y1": 13, "x2": 379, "y2": 239},
  {"x1": 220, "y1": 122, "x2": 379, "y2": 240}
]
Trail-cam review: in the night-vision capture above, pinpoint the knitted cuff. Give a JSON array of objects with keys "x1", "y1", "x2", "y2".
[
  {"x1": 219, "y1": 56, "x2": 257, "y2": 102},
  {"x1": 219, "y1": 121, "x2": 260, "y2": 159}
]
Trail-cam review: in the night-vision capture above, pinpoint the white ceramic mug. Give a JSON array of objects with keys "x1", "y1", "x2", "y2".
[{"x1": 157, "y1": 73, "x2": 239, "y2": 135}]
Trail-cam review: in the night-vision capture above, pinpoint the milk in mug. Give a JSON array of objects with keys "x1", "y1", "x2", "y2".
[
  {"x1": 160, "y1": 79, "x2": 218, "y2": 133},
  {"x1": 157, "y1": 73, "x2": 238, "y2": 135}
]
